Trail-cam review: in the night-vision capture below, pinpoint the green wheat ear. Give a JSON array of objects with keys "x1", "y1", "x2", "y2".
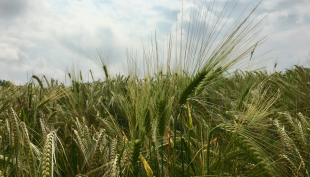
[
  {"x1": 20, "y1": 122, "x2": 36, "y2": 174},
  {"x1": 157, "y1": 99, "x2": 167, "y2": 137},
  {"x1": 8, "y1": 108, "x2": 21, "y2": 176},
  {"x1": 43, "y1": 75, "x2": 51, "y2": 88},
  {"x1": 103, "y1": 65, "x2": 109, "y2": 78},
  {"x1": 40, "y1": 118, "x2": 47, "y2": 140},
  {"x1": 110, "y1": 138, "x2": 119, "y2": 176},
  {"x1": 144, "y1": 108, "x2": 152, "y2": 139},
  {"x1": 89, "y1": 129, "x2": 105, "y2": 171},
  {"x1": 130, "y1": 139, "x2": 141, "y2": 169},
  {"x1": 186, "y1": 101, "x2": 193, "y2": 129},
  {"x1": 41, "y1": 132, "x2": 55, "y2": 177},
  {"x1": 32, "y1": 75, "x2": 44, "y2": 89},
  {"x1": 9, "y1": 108, "x2": 19, "y2": 147}
]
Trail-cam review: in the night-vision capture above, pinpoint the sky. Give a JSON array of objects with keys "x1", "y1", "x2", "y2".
[{"x1": 0, "y1": 0, "x2": 309, "y2": 84}]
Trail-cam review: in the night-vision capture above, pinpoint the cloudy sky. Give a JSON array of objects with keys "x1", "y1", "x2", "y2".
[{"x1": 0, "y1": 0, "x2": 309, "y2": 84}]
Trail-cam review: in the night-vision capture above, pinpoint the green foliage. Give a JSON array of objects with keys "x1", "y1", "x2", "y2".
[
  {"x1": 2, "y1": 2, "x2": 310, "y2": 177},
  {"x1": 2, "y1": 64, "x2": 310, "y2": 176},
  {"x1": 0, "y1": 80, "x2": 12, "y2": 87}
]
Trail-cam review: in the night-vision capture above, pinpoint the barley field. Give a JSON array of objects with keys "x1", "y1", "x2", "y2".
[{"x1": 1, "y1": 3, "x2": 310, "y2": 177}]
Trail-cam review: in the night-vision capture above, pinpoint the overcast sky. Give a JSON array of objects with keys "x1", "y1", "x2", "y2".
[{"x1": 0, "y1": 0, "x2": 309, "y2": 84}]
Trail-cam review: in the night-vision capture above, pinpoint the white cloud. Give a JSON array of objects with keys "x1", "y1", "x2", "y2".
[
  {"x1": 261, "y1": 0, "x2": 283, "y2": 10},
  {"x1": 0, "y1": 43, "x2": 19, "y2": 61},
  {"x1": 254, "y1": 0, "x2": 310, "y2": 70},
  {"x1": 0, "y1": 0, "x2": 309, "y2": 84}
]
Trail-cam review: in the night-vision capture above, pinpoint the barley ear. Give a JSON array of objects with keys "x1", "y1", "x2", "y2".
[
  {"x1": 36, "y1": 98, "x2": 51, "y2": 109},
  {"x1": 280, "y1": 154, "x2": 298, "y2": 175},
  {"x1": 179, "y1": 70, "x2": 208, "y2": 105}
]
